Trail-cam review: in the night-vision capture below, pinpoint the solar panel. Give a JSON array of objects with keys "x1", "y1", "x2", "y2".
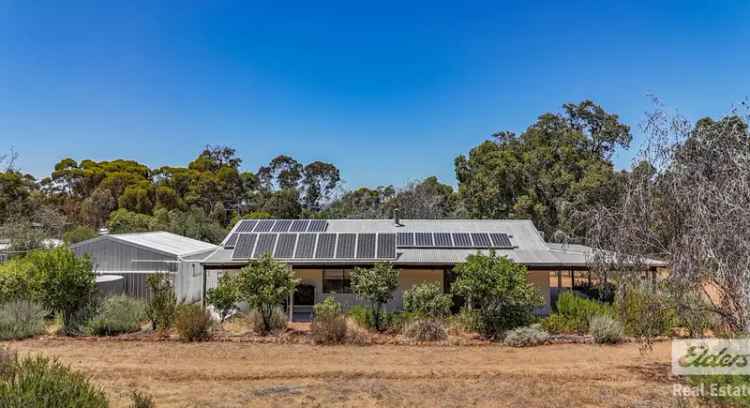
[
  {"x1": 490, "y1": 233, "x2": 513, "y2": 248},
  {"x1": 289, "y1": 219, "x2": 310, "y2": 232},
  {"x1": 253, "y1": 234, "x2": 277, "y2": 257},
  {"x1": 308, "y1": 220, "x2": 328, "y2": 232},
  {"x1": 274, "y1": 233, "x2": 297, "y2": 258},
  {"x1": 471, "y1": 233, "x2": 492, "y2": 247},
  {"x1": 235, "y1": 220, "x2": 257, "y2": 233},
  {"x1": 433, "y1": 232, "x2": 453, "y2": 247},
  {"x1": 224, "y1": 233, "x2": 239, "y2": 249},
  {"x1": 253, "y1": 220, "x2": 275, "y2": 232},
  {"x1": 377, "y1": 233, "x2": 397, "y2": 259},
  {"x1": 452, "y1": 233, "x2": 472, "y2": 247},
  {"x1": 232, "y1": 233, "x2": 257, "y2": 259},
  {"x1": 336, "y1": 233, "x2": 356, "y2": 258},
  {"x1": 356, "y1": 233, "x2": 376, "y2": 259},
  {"x1": 271, "y1": 220, "x2": 293, "y2": 232},
  {"x1": 315, "y1": 233, "x2": 336, "y2": 258},
  {"x1": 397, "y1": 232, "x2": 414, "y2": 247},
  {"x1": 295, "y1": 233, "x2": 317, "y2": 258},
  {"x1": 415, "y1": 232, "x2": 434, "y2": 247}
]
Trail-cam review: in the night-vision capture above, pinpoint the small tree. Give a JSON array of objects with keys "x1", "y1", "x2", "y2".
[
  {"x1": 235, "y1": 254, "x2": 297, "y2": 335},
  {"x1": 27, "y1": 247, "x2": 97, "y2": 335},
  {"x1": 351, "y1": 263, "x2": 399, "y2": 331},
  {"x1": 145, "y1": 274, "x2": 177, "y2": 332},
  {"x1": 452, "y1": 252, "x2": 542, "y2": 338},
  {"x1": 403, "y1": 282, "x2": 452, "y2": 319},
  {"x1": 206, "y1": 273, "x2": 239, "y2": 322}
]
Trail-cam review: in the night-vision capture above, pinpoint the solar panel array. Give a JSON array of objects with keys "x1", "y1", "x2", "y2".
[
  {"x1": 224, "y1": 219, "x2": 329, "y2": 248},
  {"x1": 231, "y1": 232, "x2": 398, "y2": 260},
  {"x1": 396, "y1": 232, "x2": 514, "y2": 249}
]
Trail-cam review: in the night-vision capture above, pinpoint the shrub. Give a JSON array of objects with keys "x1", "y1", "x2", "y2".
[
  {"x1": 206, "y1": 273, "x2": 239, "y2": 322},
  {"x1": 351, "y1": 263, "x2": 399, "y2": 332},
  {"x1": 384, "y1": 311, "x2": 417, "y2": 333},
  {"x1": 540, "y1": 313, "x2": 577, "y2": 334},
  {"x1": 403, "y1": 282, "x2": 452, "y2": 318},
  {"x1": 0, "y1": 353, "x2": 108, "y2": 407},
  {"x1": 0, "y1": 301, "x2": 47, "y2": 340},
  {"x1": 589, "y1": 315, "x2": 624, "y2": 344},
  {"x1": 447, "y1": 307, "x2": 481, "y2": 334},
  {"x1": 615, "y1": 283, "x2": 676, "y2": 345},
  {"x1": 63, "y1": 226, "x2": 98, "y2": 245},
  {"x1": 311, "y1": 297, "x2": 347, "y2": 344},
  {"x1": 503, "y1": 325, "x2": 550, "y2": 347},
  {"x1": 26, "y1": 247, "x2": 97, "y2": 335},
  {"x1": 452, "y1": 253, "x2": 542, "y2": 339},
  {"x1": 86, "y1": 295, "x2": 145, "y2": 336},
  {"x1": 145, "y1": 274, "x2": 176, "y2": 332},
  {"x1": 175, "y1": 304, "x2": 212, "y2": 342},
  {"x1": 552, "y1": 291, "x2": 614, "y2": 334},
  {"x1": 347, "y1": 305, "x2": 372, "y2": 329},
  {"x1": 236, "y1": 254, "x2": 297, "y2": 335},
  {"x1": 0, "y1": 258, "x2": 40, "y2": 302},
  {"x1": 247, "y1": 307, "x2": 287, "y2": 335},
  {"x1": 402, "y1": 318, "x2": 448, "y2": 342},
  {"x1": 129, "y1": 390, "x2": 155, "y2": 408}
]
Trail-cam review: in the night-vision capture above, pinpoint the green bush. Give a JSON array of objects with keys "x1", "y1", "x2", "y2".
[
  {"x1": 503, "y1": 325, "x2": 550, "y2": 347},
  {"x1": 175, "y1": 304, "x2": 212, "y2": 342},
  {"x1": 145, "y1": 274, "x2": 176, "y2": 332},
  {"x1": 351, "y1": 263, "x2": 399, "y2": 332},
  {"x1": 588, "y1": 315, "x2": 624, "y2": 344},
  {"x1": 615, "y1": 284, "x2": 676, "y2": 340},
  {"x1": 540, "y1": 313, "x2": 577, "y2": 334},
  {"x1": 248, "y1": 307, "x2": 287, "y2": 335},
  {"x1": 452, "y1": 253, "x2": 542, "y2": 339},
  {"x1": 0, "y1": 258, "x2": 40, "y2": 302},
  {"x1": 549, "y1": 291, "x2": 614, "y2": 334},
  {"x1": 86, "y1": 296, "x2": 145, "y2": 336},
  {"x1": 62, "y1": 226, "x2": 98, "y2": 245},
  {"x1": 311, "y1": 297, "x2": 347, "y2": 344},
  {"x1": 403, "y1": 282, "x2": 452, "y2": 318},
  {"x1": 448, "y1": 307, "x2": 481, "y2": 334},
  {"x1": 236, "y1": 254, "x2": 297, "y2": 335},
  {"x1": 0, "y1": 301, "x2": 47, "y2": 341},
  {"x1": 402, "y1": 318, "x2": 448, "y2": 342},
  {"x1": 347, "y1": 305, "x2": 372, "y2": 328},
  {"x1": 129, "y1": 390, "x2": 155, "y2": 408},
  {"x1": 26, "y1": 247, "x2": 97, "y2": 335},
  {"x1": 0, "y1": 352, "x2": 109, "y2": 407},
  {"x1": 206, "y1": 273, "x2": 239, "y2": 322}
]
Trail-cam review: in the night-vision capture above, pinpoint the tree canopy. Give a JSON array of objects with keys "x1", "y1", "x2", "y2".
[{"x1": 455, "y1": 100, "x2": 630, "y2": 240}]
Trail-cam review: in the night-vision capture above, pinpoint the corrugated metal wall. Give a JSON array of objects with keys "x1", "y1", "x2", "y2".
[{"x1": 73, "y1": 237, "x2": 177, "y2": 300}]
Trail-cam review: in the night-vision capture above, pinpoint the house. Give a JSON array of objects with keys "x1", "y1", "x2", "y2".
[
  {"x1": 197, "y1": 217, "x2": 664, "y2": 320},
  {"x1": 72, "y1": 231, "x2": 217, "y2": 300}
]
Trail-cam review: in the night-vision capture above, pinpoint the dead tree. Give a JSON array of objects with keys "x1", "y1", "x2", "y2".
[{"x1": 585, "y1": 100, "x2": 750, "y2": 333}]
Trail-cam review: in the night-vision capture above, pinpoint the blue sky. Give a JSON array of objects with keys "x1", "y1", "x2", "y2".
[{"x1": 1, "y1": 1, "x2": 748, "y2": 189}]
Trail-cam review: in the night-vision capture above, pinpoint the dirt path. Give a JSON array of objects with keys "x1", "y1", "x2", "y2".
[{"x1": 3, "y1": 339, "x2": 676, "y2": 407}]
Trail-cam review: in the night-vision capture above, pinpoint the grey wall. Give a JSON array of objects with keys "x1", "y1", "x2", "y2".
[{"x1": 73, "y1": 237, "x2": 177, "y2": 299}]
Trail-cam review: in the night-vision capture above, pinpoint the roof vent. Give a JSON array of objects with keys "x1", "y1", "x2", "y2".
[{"x1": 393, "y1": 208, "x2": 403, "y2": 227}]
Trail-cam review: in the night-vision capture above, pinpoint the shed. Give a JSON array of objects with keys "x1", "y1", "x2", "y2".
[{"x1": 72, "y1": 232, "x2": 217, "y2": 300}]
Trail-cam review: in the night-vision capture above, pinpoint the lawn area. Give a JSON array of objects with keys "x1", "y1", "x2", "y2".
[{"x1": 1, "y1": 338, "x2": 677, "y2": 407}]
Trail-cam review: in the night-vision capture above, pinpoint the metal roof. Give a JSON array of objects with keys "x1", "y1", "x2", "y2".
[
  {"x1": 202, "y1": 219, "x2": 646, "y2": 268},
  {"x1": 73, "y1": 232, "x2": 217, "y2": 258}
]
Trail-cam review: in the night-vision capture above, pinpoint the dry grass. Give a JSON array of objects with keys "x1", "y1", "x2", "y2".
[{"x1": 0, "y1": 336, "x2": 684, "y2": 407}]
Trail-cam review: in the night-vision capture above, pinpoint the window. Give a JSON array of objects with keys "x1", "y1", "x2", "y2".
[{"x1": 323, "y1": 269, "x2": 352, "y2": 293}]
